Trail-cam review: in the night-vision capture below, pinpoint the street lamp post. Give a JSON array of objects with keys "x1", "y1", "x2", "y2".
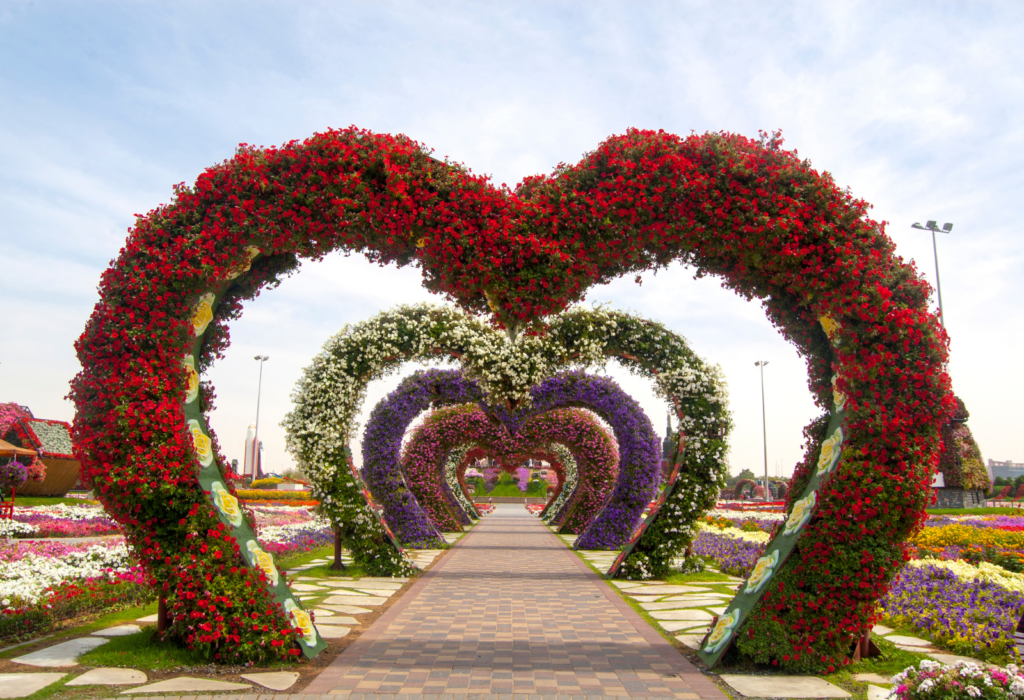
[
  {"x1": 754, "y1": 360, "x2": 769, "y2": 502},
  {"x1": 911, "y1": 220, "x2": 953, "y2": 328},
  {"x1": 253, "y1": 355, "x2": 269, "y2": 478}
]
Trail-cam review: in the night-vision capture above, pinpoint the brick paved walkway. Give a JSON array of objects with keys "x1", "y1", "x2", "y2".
[{"x1": 306, "y1": 505, "x2": 725, "y2": 699}]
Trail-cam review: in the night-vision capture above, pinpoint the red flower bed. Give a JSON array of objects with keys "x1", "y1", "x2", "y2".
[{"x1": 72, "y1": 127, "x2": 951, "y2": 669}]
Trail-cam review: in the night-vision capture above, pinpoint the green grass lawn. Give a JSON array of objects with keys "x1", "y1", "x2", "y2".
[
  {"x1": 926, "y1": 506, "x2": 1023, "y2": 515},
  {"x1": 12, "y1": 495, "x2": 97, "y2": 507}
]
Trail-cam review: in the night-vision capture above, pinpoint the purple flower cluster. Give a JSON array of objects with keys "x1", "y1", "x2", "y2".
[
  {"x1": 881, "y1": 563, "x2": 1024, "y2": 658},
  {"x1": 360, "y1": 369, "x2": 481, "y2": 548},
  {"x1": 492, "y1": 370, "x2": 660, "y2": 550},
  {"x1": 925, "y1": 516, "x2": 1024, "y2": 531},
  {"x1": 692, "y1": 531, "x2": 765, "y2": 577}
]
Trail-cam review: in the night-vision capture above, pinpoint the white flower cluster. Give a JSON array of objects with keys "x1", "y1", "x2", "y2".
[
  {"x1": 0, "y1": 520, "x2": 39, "y2": 537},
  {"x1": 18, "y1": 504, "x2": 111, "y2": 521},
  {"x1": 707, "y1": 508, "x2": 786, "y2": 522},
  {"x1": 541, "y1": 444, "x2": 578, "y2": 525},
  {"x1": 893, "y1": 660, "x2": 1024, "y2": 699},
  {"x1": 257, "y1": 514, "x2": 332, "y2": 544},
  {"x1": 0, "y1": 543, "x2": 133, "y2": 606},
  {"x1": 443, "y1": 445, "x2": 479, "y2": 520}
]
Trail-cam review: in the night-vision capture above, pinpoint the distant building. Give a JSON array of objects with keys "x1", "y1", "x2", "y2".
[{"x1": 989, "y1": 459, "x2": 1024, "y2": 479}]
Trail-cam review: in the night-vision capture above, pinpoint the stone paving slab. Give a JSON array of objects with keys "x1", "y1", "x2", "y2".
[
  {"x1": 720, "y1": 674, "x2": 852, "y2": 698},
  {"x1": 11, "y1": 637, "x2": 108, "y2": 667},
  {"x1": 305, "y1": 504, "x2": 726, "y2": 698},
  {"x1": 121, "y1": 676, "x2": 252, "y2": 693},
  {"x1": 66, "y1": 668, "x2": 147, "y2": 685},
  {"x1": 240, "y1": 671, "x2": 300, "y2": 690},
  {"x1": 92, "y1": 625, "x2": 142, "y2": 637},
  {"x1": 0, "y1": 673, "x2": 66, "y2": 698}
]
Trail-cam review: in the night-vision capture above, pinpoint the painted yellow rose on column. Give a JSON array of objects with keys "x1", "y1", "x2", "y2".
[
  {"x1": 186, "y1": 419, "x2": 214, "y2": 468},
  {"x1": 816, "y1": 428, "x2": 844, "y2": 476},
  {"x1": 703, "y1": 609, "x2": 740, "y2": 655},
  {"x1": 744, "y1": 550, "x2": 780, "y2": 595},
  {"x1": 284, "y1": 599, "x2": 317, "y2": 648},
  {"x1": 246, "y1": 540, "x2": 280, "y2": 587},
  {"x1": 784, "y1": 491, "x2": 817, "y2": 536},
  {"x1": 190, "y1": 292, "x2": 216, "y2": 336},
  {"x1": 183, "y1": 356, "x2": 200, "y2": 404},
  {"x1": 211, "y1": 481, "x2": 243, "y2": 528}
]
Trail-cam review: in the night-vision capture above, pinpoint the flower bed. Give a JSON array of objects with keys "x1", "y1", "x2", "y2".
[
  {"x1": 8, "y1": 504, "x2": 121, "y2": 538},
  {"x1": 893, "y1": 660, "x2": 1024, "y2": 699}
]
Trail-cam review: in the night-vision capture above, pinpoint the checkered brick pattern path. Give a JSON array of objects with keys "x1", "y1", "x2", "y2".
[{"x1": 306, "y1": 504, "x2": 725, "y2": 698}]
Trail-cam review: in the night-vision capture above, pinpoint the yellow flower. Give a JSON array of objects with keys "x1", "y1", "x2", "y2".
[
  {"x1": 183, "y1": 356, "x2": 199, "y2": 404},
  {"x1": 284, "y1": 599, "x2": 317, "y2": 647},
  {"x1": 784, "y1": 491, "x2": 817, "y2": 536},
  {"x1": 246, "y1": 539, "x2": 280, "y2": 587},
  {"x1": 187, "y1": 419, "x2": 214, "y2": 468},
  {"x1": 703, "y1": 609, "x2": 740, "y2": 654},
  {"x1": 211, "y1": 481, "x2": 243, "y2": 527},
  {"x1": 816, "y1": 428, "x2": 844, "y2": 476},
  {"x1": 745, "y1": 550, "x2": 780, "y2": 595},
  {"x1": 819, "y1": 316, "x2": 841, "y2": 344},
  {"x1": 190, "y1": 293, "x2": 216, "y2": 336},
  {"x1": 416, "y1": 237, "x2": 427, "y2": 248}
]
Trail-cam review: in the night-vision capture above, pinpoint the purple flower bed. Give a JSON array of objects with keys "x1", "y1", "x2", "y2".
[
  {"x1": 881, "y1": 563, "x2": 1024, "y2": 660},
  {"x1": 925, "y1": 515, "x2": 1024, "y2": 530},
  {"x1": 692, "y1": 531, "x2": 765, "y2": 577}
]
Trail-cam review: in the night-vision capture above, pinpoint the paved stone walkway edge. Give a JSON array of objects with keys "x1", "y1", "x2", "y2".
[
  {"x1": 303, "y1": 533, "x2": 469, "y2": 694},
  {"x1": 94, "y1": 694, "x2": 700, "y2": 699},
  {"x1": 560, "y1": 537, "x2": 727, "y2": 700}
]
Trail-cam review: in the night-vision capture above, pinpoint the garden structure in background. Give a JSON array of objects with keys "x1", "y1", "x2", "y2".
[
  {"x1": 932, "y1": 396, "x2": 989, "y2": 509},
  {"x1": 72, "y1": 126, "x2": 951, "y2": 670}
]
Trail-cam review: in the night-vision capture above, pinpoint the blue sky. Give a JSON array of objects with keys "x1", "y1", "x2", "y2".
[{"x1": 2, "y1": 1, "x2": 1021, "y2": 477}]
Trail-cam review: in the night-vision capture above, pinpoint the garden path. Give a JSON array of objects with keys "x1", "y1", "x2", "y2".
[{"x1": 306, "y1": 504, "x2": 726, "y2": 698}]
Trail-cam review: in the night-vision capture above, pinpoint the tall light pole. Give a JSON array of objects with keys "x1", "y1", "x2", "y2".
[
  {"x1": 253, "y1": 355, "x2": 269, "y2": 477},
  {"x1": 755, "y1": 361, "x2": 769, "y2": 501},
  {"x1": 911, "y1": 220, "x2": 953, "y2": 328}
]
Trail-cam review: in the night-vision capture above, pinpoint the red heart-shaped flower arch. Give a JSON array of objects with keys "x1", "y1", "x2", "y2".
[{"x1": 71, "y1": 127, "x2": 952, "y2": 670}]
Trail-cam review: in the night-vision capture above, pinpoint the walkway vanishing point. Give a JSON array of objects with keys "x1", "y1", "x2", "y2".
[{"x1": 306, "y1": 504, "x2": 726, "y2": 699}]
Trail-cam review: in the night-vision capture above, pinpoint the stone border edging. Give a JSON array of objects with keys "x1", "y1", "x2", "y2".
[
  {"x1": 558, "y1": 536, "x2": 729, "y2": 700},
  {"x1": 301, "y1": 533, "x2": 472, "y2": 693}
]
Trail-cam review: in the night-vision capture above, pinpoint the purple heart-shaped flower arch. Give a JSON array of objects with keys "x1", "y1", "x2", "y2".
[{"x1": 361, "y1": 369, "x2": 660, "y2": 550}]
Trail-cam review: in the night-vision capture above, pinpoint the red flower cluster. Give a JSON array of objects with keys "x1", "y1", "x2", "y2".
[{"x1": 71, "y1": 126, "x2": 951, "y2": 668}]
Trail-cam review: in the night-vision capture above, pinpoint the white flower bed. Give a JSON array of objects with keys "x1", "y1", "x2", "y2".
[
  {"x1": 18, "y1": 504, "x2": 111, "y2": 521},
  {"x1": 0, "y1": 543, "x2": 133, "y2": 606},
  {"x1": 707, "y1": 508, "x2": 786, "y2": 522},
  {"x1": 0, "y1": 520, "x2": 38, "y2": 537},
  {"x1": 257, "y1": 515, "x2": 332, "y2": 544}
]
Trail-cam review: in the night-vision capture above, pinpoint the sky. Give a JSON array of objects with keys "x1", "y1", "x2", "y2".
[{"x1": 1, "y1": 1, "x2": 1021, "y2": 479}]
